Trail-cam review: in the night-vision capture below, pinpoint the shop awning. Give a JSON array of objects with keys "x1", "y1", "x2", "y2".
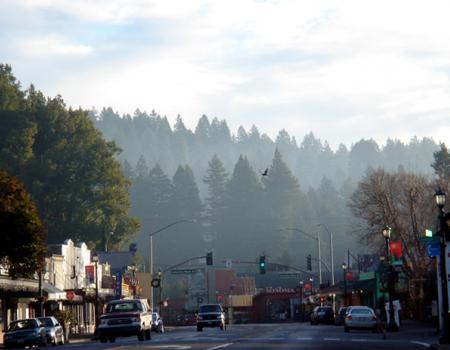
[{"x1": 43, "y1": 282, "x2": 66, "y2": 301}]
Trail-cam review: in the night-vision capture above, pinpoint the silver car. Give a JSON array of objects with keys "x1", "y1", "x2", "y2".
[{"x1": 344, "y1": 306, "x2": 376, "y2": 332}]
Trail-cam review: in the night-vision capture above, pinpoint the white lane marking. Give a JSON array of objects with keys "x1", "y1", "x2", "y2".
[
  {"x1": 324, "y1": 338, "x2": 341, "y2": 341},
  {"x1": 296, "y1": 337, "x2": 313, "y2": 340},
  {"x1": 156, "y1": 346, "x2": 192, "y2": 349},
  {"x1": 411, "y1": 341, "x2": 431, "y2": 348},
  {"x1": 351, "y1": 339, "x2": 368, "y2": 342},
  {"x1": 205, "y1": 343, "x2": 233, "y2": 350}
]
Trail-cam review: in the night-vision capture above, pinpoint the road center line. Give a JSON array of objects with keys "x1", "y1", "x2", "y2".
[
  {"x1": 411, "y1": 341, "x2": 431, "y2": 348},
  {"x1": 324, "y1": 337, "x2": 341, "y2": 341},
  {"x1": 296, "y1": 337, "x2": 313, "y2": 340},
  {"x1": 205, "y1": 343, "x2": 233, "y2": 350},
  {"x1": 351, "y1": 338, "x2": 368, "y2": 342}
]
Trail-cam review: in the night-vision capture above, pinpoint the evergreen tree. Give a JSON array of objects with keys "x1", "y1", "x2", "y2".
[
  {"x1": 164, "y1": 165, "x2": 204, "y2": 262},
  {"x1": 262, "y1": 149, "x2": 316, "y2": 260},
  {"x1": 203, "y1": 155, "x2": 229, "y2": 244},
  {"x1": 432, "y1": 143, "x2": 450, "y2": 181},
  {"x1": 220, "y1": 156, "x2": 264, "y2": 259}
]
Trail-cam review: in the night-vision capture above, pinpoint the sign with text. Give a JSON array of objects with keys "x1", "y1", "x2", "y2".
[{"x1": 114, "y1": 271, "x2": 122, "y2": 300}]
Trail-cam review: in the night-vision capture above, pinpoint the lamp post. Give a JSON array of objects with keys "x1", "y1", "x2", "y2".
[
  {"x1": 130, "y1": 263, "x2": 136, "y2": 299},
  {"x1": 279, "y1": 228, "x2": 323, "y2": 285},
  {"x1": 299, "y1": 280, "x2": 304, "y2": 322},
  {"x1": 342, "y1": 263, "x2": 347, "y2": 307},
  {"x1": 92, "y1": 253, "x2": 100, "y2": 334},
  {"x1": 149, "y1": 219, "x2": 196, "y2": 310},
  {"x1": 382, "y1": 225, "x2": 398, "y2": 332},
  {"x1": 435, "y1": 189, "x2": 450, "y2": 344},
  {"x1": 318, "y1": 223, "x2": 335, "y2": 286},
  {"x1": 158, "y1": 269, "x2": 163, "y2": 314}
]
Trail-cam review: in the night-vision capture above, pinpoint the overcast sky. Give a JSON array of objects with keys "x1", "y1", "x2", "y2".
[{"x1": 2, "y1": 0, "x2": 450, "y2": 149}]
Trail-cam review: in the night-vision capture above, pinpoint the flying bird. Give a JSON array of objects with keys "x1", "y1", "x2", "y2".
[{"x1": 261, "y1": 168, "x2": 269, "y2": 176}]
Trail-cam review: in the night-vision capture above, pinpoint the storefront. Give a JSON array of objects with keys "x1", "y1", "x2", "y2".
[{"x1": 252, "y1": 287, "x2": 301, "y2": 323}]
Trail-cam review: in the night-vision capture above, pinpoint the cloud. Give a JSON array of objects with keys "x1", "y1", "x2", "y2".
[
  {"x1": 4, "y1": 0, "x2": 450, "y2": 149},
  {"x1": 16, "y1": 34, "x2": 94, "y2": 57}
]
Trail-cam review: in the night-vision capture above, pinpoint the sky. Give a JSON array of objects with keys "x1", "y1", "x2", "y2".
[{"x1": 2, "y1": 0, "x2": 450, "y2": 149}]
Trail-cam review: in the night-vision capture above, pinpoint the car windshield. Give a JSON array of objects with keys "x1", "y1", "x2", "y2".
[
  {"x1": 200, "y1": 305, "x2": 221, "y2": 313},
  {"x1": 38, "y1": 318, "x2": 54, "y2": 327},
  {"x1": 106, "y1": 302, "x2": 142, "y2": 313},
  {"x1": 8, "y1": 320, "x2": 37, "y2": 331}
]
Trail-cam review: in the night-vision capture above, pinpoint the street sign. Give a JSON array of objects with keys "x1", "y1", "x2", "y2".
[
  {"x1": 420, "y1": 236, "x2": 440, "y2": 244},
  {"x1": 427, "y1": 242, "x2": 440, "y2": 258},
  {"x1": 114, "y1": 272, "x2": 122, "y2": 300},
  {"x1": 171, "y1": 268, "x2": 198, "y2": 275},
  {"x1": 279, "y1": 273, "x2": 301, "y2": 278}
]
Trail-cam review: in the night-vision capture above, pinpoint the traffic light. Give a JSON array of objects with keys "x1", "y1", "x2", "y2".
[
  {"x1": 259, "y1": 255, "x2": 266, "y2": 274},
  {"x1": 206, "y1": 252, "x2": 213, "y2": 266},
  {"x1": 306, "y1": 254, "x2": 312, "y2": 271}
]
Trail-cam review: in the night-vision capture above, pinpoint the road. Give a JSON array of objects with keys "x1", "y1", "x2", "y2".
[{"x1": 61, "y1": 323, "x2": 435, "y2": 350}]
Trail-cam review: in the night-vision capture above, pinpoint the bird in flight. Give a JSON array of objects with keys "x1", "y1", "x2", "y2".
[{"x1": 261, "y1": 168, "x2": 269, "y2": 176}]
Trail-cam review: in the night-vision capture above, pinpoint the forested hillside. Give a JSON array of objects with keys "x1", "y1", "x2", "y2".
[{"x1": 91, "y1": 108, "x2": 440, "y2": 278}]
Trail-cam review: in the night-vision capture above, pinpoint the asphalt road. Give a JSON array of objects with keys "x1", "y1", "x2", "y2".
[{"x1": 59, "y1": 323, "x2": 436, "y2": 350}]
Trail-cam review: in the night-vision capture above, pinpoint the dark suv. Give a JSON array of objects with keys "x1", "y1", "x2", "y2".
[
  {"x1": 98, "y1": 299, "x2": 152, "y2": 343},
  {"x1": 196, "y1": 304, "x2": 226, "y2": 331},
  {"x1": 310, "y1": 306, "x2": 335, "y2": 325}
]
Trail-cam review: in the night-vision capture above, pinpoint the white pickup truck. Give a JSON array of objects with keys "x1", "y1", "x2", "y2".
[{"x1": 98, "y1": 299, "x2": 152, "y2": 343}]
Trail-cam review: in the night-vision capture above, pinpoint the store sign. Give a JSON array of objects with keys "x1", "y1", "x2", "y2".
[
  {"x1": 114, "y1": 272, "x2": 122, "y2": 300},
  {"x1": 389, "y1": 241, "x2": 403, "y2": 259}
]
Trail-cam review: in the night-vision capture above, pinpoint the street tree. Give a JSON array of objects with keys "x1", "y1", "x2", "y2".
[
  {"x1": 0, "y1": 65, "x2": 139, "y2": 248},
  {"x1": 349, "y1": 168, "x2": 435, "y2": 306},
  {"x1": 0, "y1": 170, "x2": 46, "y2": 277}
]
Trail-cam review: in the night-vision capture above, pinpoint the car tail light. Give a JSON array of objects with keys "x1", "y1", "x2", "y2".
[{"x1": 346, "y1": 315, "x2": 352, "y2": 320}]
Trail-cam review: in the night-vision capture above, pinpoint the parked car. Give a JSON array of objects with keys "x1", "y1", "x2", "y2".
[
  {"x1": 334, "y1": 307, "x2": 348, "y2": 326},
  {"x1": 3, "y1": 318, "x2": 47, "y2": 349},
  {"x1": 344, "y1": 306, "x2": 377, "y2": 332},
  {"x1": 196, "y1": 304, "x2": 226, "y2": 331},
  {"x1": 151, "y1": 312, "x2": 164, "y2": 333},
  {"x1": 184, "y1": 314, "x2": 197, "y2": 326},
  {"x1": 98, "y1": 299, "x2": 152, "y2": 343},
  {"x1": 310, "y1": 306, "x2": 334, "y2": 325},
  {"x1": 38, "y1": 316, "x2": 65, "y2": 345}
]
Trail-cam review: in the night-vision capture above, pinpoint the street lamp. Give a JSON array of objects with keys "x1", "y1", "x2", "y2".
[
  {"x1": 129, "y1": 263, "x2": 136, "y2": 299},
  {"x1": 382, "y1": 225, "x2": 398, "y2": 332},
  {"x1": 341, "y1": 263, "x2": 347, "y2": 307},
  {"x1": 299, "y1": 280, "x2": 304, "y2": 322},
  {"x1": 279, "y1": 228, "x2": 324, "y2": 285},
  {"x1": 318, "y1": 223, "x2": 335, "y2": 286},
  {"x1": 158, "y1": 269, "x2": 163, "y2": 314},
  {"x1": 149, "y1": 219, "x2": 196, "y2": 310},
  {"x1": 435, "y1": 189, "x2": 450, "y2": 344},
  {"x1": 92, "y1": 253, "x2": 100, "y2": 334}
]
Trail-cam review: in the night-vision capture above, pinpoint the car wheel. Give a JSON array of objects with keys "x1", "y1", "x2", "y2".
[
  {"x1": 159, "y1": 325, "x2": 164, "y2": 334},
  {"x1": 220, "y1": 323, "x2": 225, "y2": 331},
  {"x1": 145, "y1": 329, "x2": 152, "y2": 340},
  {"x1": 100, "y1": 336, "x2": 108, "y2": 343},
  {"x1": 108, "y1": 336, "x2": 116, "y2": 343},
  {"x1": 138, "y1": 330, "x2": 145, "y2": 341},
  {"x1": 344, "y1": 327, "x2": 350, "y2": 333},
  {"x1": 59, "y1": 334, "x2": 65, "y2": 345}
]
